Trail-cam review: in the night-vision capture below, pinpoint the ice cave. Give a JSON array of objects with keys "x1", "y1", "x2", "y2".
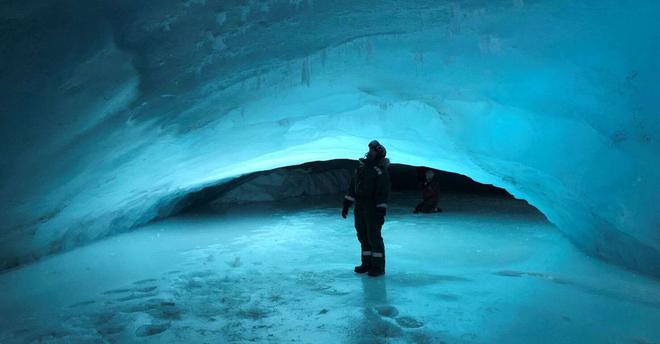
[{"x1": 1, "y1": 0, "x2": 659, "y2": 343}]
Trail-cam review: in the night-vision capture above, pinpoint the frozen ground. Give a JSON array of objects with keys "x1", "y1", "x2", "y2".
[{"x1": 0, "y1": 192, "x2": 658, "y2": 344}]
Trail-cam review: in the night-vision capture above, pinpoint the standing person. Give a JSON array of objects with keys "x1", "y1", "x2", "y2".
[
  {"x1": 341, "y1": 140, "x2": 390, "y2": 277},
  {"x1": 414, "y1": 169, "x2": 443, "y2": 214}
]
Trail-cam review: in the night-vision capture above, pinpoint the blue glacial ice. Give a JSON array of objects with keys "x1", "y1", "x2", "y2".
[
  {"x1": 2, "y1": 0, "x2": 659, "y2": 275},
  {"x1": 0, "y1": 0, "x2": 659, "y2": 341}
]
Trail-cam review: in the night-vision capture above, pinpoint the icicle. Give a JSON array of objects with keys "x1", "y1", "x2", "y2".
[{"x1": 301, "y1": 58, "x2": 310, "y2": 87}]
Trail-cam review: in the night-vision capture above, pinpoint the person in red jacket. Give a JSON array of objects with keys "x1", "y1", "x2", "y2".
[{"x1": 414, "y1": 169, "x2": 443, "y2": 214}]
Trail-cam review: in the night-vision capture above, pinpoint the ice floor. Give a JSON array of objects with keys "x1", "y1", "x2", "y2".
[{"x1": 0, "y1": 192, "x2": 658, "y2": 344}]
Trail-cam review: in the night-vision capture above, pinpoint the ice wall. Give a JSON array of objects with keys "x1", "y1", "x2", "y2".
[{"x1": 1, "y1": 0, "x2": 659, "y2": 275}]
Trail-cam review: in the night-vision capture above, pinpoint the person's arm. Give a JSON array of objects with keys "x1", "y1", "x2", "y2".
[
  {"x1": 374, "y1": 167, "x2": 390, "y2": 216},
  {"x1": 341, "y1": 170, "x2": 357, "y2": 218}
]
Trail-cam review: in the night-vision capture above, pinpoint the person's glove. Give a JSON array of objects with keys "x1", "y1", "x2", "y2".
[
  {"x1": 341, "y1": 198, "x2": 353, "y2": 219},
  {"x1": 375, "y1": 206, "x2": 386, "y2": 226}
]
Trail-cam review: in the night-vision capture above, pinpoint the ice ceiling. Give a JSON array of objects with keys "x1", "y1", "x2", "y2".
[{"x1": 1, "y1": 0, "x2": 659, "y2": 276}]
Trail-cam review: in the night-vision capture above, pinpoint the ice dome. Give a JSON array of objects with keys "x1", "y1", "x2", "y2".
[
  {"x1": 1, "y1": 0, "x2": 659, "y2": 276},
  {"x1": 2, "y1": 1, "x2": 660, "y2": 342}
]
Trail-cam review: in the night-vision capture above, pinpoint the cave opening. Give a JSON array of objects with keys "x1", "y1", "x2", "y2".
[
  {"x1": 4, "y1": 158, "x2": 658, "y2": 343},
  {"x1": 173, "y1": 159, "x2": 523, "y2": 216}
]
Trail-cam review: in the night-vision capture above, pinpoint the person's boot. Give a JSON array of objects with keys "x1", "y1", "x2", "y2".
[
  {"x1": 354, "y1": 251, "x2": 371, "y2": 273},
  {"x1": 368, "y1": 252, "x2": 385, "y2": 277},
  {"x1": 367, "y1": 267, "x2": 385, "y2": 277}
]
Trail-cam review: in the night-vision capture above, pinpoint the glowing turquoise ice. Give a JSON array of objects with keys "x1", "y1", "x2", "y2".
[{"x1": 1, "y1": 1, "x2": 658, "y2": 275}]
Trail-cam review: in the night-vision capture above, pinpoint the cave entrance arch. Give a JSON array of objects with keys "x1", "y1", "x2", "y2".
[{"x1": 173, "y1": 158, "x2": 546, "y2": 224}]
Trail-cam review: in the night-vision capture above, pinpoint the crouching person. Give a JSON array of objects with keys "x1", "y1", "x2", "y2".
[{"x1": 414, "y1": 169, "x2": 442, "y2": 214}]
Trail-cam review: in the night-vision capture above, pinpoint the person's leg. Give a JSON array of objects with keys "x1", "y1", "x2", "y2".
[
  {"x1": 365, "y1": 205, "x2": 386, "y2": 276},
  {"x1": 422, "y1": 196, "x2": 441, "y2": 213},
  {"x1": 354, "y1": 204, "x2": 372, "y2": 273},
  {"x1": 420, "y1": 198, "x2": 434, "y2": 213}
]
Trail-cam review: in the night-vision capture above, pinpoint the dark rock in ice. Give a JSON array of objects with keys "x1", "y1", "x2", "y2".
[
  {"x1": 136, "y1": 286, "x2": 158, "y2": 293},
  {"x1": 134, "y1": 278, "x2": 158, "y2": 285},
  {"x1": 135, "y1": 322, "x2": 170, "y2": 337},
  {"x1": 69, "y1": 300, "x2": 96, "y2": 307},
  {"x1": 96, "y1": 325, "x2": 124, "y2": 335},
  {"x1": 157, "y1": 301, "x2": 181, "y2": 320},
  {"x1": 396, "y1": 316, "x2": 424, "y2": 329},
  {"x1": 103, "y1": 288, "x2": 133, "y2": 294},
  {"x1": 116, "y1": 291, "x2": 158, "y2": 302}
]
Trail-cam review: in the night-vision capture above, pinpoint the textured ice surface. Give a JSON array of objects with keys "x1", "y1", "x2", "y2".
[
  {"x1": 0, "y1": 194, "x2": 658, "y2": 343},
  {"x1": 1, "y1": 1, "x2": 659, "y2": 275}
]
